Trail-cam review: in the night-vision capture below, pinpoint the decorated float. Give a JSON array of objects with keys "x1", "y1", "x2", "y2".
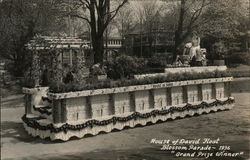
[{"x1": 22, "y1": 36, "x2": 234, "y2": 141}]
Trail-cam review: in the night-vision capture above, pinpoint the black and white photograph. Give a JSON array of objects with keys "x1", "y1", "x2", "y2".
[{"x1": 0, "y1": 0, "x2": 249, "y2": 159}]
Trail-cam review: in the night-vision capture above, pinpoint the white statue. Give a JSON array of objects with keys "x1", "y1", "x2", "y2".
[
  {"x1": 190, "y1": 32, "x2": 201, "y2": 59},
  {"x1": 181, "y1": 32, "x2": 207, "y2": 66}
]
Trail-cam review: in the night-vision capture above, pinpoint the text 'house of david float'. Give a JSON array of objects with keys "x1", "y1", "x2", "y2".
[{"x1": 22, "y1": 36, "x2": 235, "y2": 141}]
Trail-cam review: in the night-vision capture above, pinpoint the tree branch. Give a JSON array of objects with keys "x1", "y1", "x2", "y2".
[
  {"x1": 104, "y1": 0, "x2": 128, "y2": 28},
  {"x1": 189, "y1": 0, "x2": 210, "y2": 27},
  {"x1": 71, "y1": 14, "x2": 91, "y2": 24},
  {"x1": 67, "y1": 1, "x2": 91, "y2": 24},
  {"x1": 79, "y1": 0, "x2": 90, "y2": 9}
]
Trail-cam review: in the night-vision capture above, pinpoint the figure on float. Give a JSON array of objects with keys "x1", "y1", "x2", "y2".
[{"x1": 176, "y1": 32, "x2": 207, "y2": 66}]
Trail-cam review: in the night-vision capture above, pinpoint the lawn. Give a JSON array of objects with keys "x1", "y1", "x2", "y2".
[{"x1": 228, "y1": 64, "x2": 250, "y2": 77}]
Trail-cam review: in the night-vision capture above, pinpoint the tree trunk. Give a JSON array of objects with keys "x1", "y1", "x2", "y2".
[
  {"x1": 173, "y1": 31, "x2": 181, "y2": 61},
  {"x1": 92, "y1": 35, "x2": 104, "y2": 64},
  {"x1": 173, "y1": 0, "x2": 185, "y2": 61}
]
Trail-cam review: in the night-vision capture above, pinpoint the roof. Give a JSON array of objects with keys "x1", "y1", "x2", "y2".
[
  {"x1": 126, "y1": 26, "x2": 174, "y2": 36},
  {"x1": 26, "y1": 36, "x2": 89, "y2": 50},
  {"x1": 107, "y1": 36, "x2": 123, "y2": 40}
]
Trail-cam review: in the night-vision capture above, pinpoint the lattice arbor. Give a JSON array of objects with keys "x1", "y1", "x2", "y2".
[
  {"x1": 26, "y1": 36, "x2": 90, "y2": 87},
  {"x1": 51, "y1": 50, "x2": 63, "y2": 84},
  {"x1": 29, "y1": 50, "x2": 41, "y2": 87}
]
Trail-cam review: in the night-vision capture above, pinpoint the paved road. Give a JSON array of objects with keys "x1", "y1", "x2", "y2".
[{"x1": 1, "y1": 92, "x2": 250, "y2": 160}]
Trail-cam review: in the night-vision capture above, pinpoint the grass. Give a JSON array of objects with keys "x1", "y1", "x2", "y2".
[
  {"x1": 231, "y1": 78, "x2": 250, "y2": 93},
  {"x1": 228, "y1": 64, "x2": 250, "y2": 78}
]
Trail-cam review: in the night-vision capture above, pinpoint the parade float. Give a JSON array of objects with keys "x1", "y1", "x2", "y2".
[{"x1": 22, "y1": 36, "x2": 235, "y2": 141}]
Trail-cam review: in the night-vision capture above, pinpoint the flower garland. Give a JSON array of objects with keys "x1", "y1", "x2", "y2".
[
  {"x1": 33, "y1": 105, "x2": 52, "y2": 116},
  {"x1": 22, "y1": 98, "x2": 234, "y2": 134}
]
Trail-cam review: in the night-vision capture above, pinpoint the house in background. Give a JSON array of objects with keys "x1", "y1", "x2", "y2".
[
  {"x1": 80, "y1": 28, "x2": 175, "y2": 59},
  {"x1": 79, "y1": 32, "x2": 123, "y2": 60},
  {"x1": 104, "y1": 36, "x2": 123, "y2": 59},
  {"x1": 242, "y1": 30, "x2": 250, "y2": 52},
  {"x1": 124, "y1": 28, "x2": 174, "y2": 58}
]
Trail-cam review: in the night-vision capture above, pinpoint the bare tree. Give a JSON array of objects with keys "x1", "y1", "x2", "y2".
[
  {"x1": 114, "y1": 5, "x2": 134, "y2": 38},
  {"x1": 170, "y1": 0, "x2": 210, "y2": 58},
  {"x1": 69, "y1": 0, "x2": 128, "y2": 64},
  {"x1": 141, "y1": 1, "x2": 162, "y2": 56},
  {"x1": 133, "y1": 0, "x2": 164, "y2": 57}
]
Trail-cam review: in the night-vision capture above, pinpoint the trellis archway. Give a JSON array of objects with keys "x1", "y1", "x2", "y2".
[{"x1": 25, "y1": 36, "x2": 90, "y2": 87}]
